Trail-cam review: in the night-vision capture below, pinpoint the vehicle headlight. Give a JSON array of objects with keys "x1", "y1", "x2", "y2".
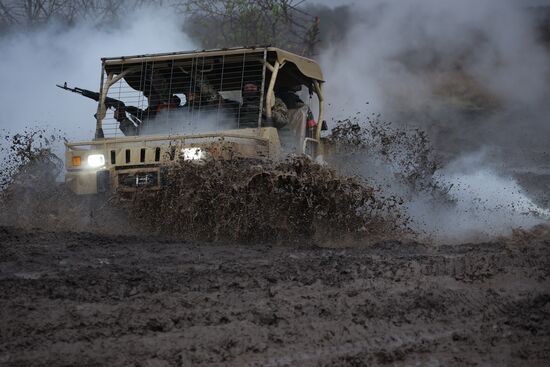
[
  {"x1": 87, "y1": 154, "x2": 105, "y2": 167},
  {"x1": 181, "y1": 147, "x2": 205, "y2": 161}
]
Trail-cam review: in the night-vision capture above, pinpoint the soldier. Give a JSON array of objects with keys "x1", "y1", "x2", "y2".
[
  {"x1": 195, "y1": 76, "x2": 220, "y2": 106},
  {"x1": 115, "y1": 70, "x2": 182, "y2": 136},
  {"x1": 115, "y1": 94, "x2": 181, "y2": 136},
  {"x1": 115, "y1": 107, "x2": 139, "y2": 136},
  {"x1": 184, "y1": 75, "x2": 220, "y2": 109},
  {"x1": 276, "y1": 87, "x2": 305, "y2": 109},
  {"x1": 238, "y1": 83, "x2": 289, "y2": 128},
  {"x1": 238, "y1": 83, "x2": 261, "y2": 128},
  {"x1": 271, "y1": 94, "x2": 290, "y2": 128}
]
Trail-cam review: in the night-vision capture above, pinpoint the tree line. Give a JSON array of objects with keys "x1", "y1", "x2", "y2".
[{"x1": 0, "y1": 0, "x2": 331, "y2": 56}]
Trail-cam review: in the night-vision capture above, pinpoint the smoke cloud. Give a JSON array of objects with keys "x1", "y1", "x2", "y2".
[
  {"x1": 321, "y1": 0, "x2": 550, "y2": 166},
  {"x1": 412, "y1": 152, "x2": 550, "y2": 243},
  {"x1": 0, "y1": 7, "x2": 196, "y2": 140},
  {"x1": 319, "y1": 0, "x2": 550, "y2": 241}
]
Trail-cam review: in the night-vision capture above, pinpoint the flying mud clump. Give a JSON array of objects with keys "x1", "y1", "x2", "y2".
[
  {"x1": 0, "y1": 129, "x2": 69, "y2": 228},
  {"x1": 0, "y1": 129, "x2": 128, "y2": 232},
  {"x1": 0, "y1": 128, "x2": 63, "y2": 191},
  {"x1": 324, "y1": 117, "x2": 452, "y2": 201},
  {"x1": 127, "y1": 157, "x2": 410, "y2": 243}
]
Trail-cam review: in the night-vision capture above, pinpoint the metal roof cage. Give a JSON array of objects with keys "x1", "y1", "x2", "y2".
[{"x1": 94, "y1": 47, "x2": 324, "y2": 141}]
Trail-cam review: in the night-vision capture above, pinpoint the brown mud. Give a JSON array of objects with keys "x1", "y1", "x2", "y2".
[
  {"x1": 0, "y1": 225, "x2": 549, "y2": 366},
  {"x1": 323, "y1": 118, "x2": 449, "y2": 198},
  {"x1": 0, "y1": 126, "x2": 413, "y2": 243},
  {"x1": 1, "y1": 127, "x2": 549, "y2": 366},
  {"x1": 129, "y1": 157, "x2": 409, "y2": 244}
]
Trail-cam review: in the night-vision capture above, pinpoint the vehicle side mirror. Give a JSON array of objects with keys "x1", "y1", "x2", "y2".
[{"x1": 321, "y1": 120, "x2": 328, "y2": 131}]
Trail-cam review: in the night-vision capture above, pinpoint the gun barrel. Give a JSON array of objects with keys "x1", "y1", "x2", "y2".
[
  {"x1": 57, "y1": 82, "x2": 134, "y2": 115},
  {"x1": 57, "y1": 83, "x2": 101, "y2": 102},
  {"x1": 56, "y1": 83, "x2": 80, "y2": 93}
]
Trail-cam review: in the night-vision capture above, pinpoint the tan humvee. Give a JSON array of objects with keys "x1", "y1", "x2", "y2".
[{"x1": 63, "y1": 47, "x2": 325, "y2": 195}]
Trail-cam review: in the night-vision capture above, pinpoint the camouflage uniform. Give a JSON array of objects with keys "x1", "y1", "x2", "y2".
[
  {"x1": 270, "y1": 96, "x2": 289, "y2": 128},
  {"x1": 183, "y1": 75, "x2": 220, "y2": 109},
  {"x1": 196, "y1": 77, "x2": 220, "y2": 106},
  {"x1": 238, "y1": 93, "x2": 289, "y2": 129}
]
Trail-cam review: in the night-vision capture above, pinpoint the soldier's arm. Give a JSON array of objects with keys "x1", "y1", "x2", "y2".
[
  {"x1": 114, "y1": 107, "x2": 138, "y2": 136},
  {"x1": 271, "y1": 97, "x2": 289, "y2": 128},
  {"x1": 119, "y1": 118, "x2": 138, "y2": 136}
]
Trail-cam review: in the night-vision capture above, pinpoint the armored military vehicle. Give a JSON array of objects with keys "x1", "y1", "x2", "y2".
[{"x1": 61, "y1": 47, "x2": 325, "y2": 195}]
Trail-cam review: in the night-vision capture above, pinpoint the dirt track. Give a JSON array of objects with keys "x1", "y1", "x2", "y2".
[{"x1": 0, "y1": 226, "x2": 549, "y2": 367}]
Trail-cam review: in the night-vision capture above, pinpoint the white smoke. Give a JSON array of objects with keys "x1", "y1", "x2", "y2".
[
  {"x1": 410, "y1": 152, "x2": 550, "y2": 243},
  {"x1": 139, "y1": 108, "x2": 237, "y2": 136},
  {"x1": 321, "y1": 0, "x2": 550, "y2": 108},
  {"x1": 319, "y1": 0, "x2": 550, "y2": 241},
  {"x1": 321, "y1": 0, "x2": 550, "y2": 163},
  {"x1": 0, "y1": 7, "x2": 196, "y2": 140}
]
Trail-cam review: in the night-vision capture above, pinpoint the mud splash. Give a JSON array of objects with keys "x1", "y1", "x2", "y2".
[
  {"x1": 323, "y1": 118, "x2": 550, "y2": 243},
  {"x1": 0, "y1": 128, "x2": 64, "y2": 191},
  {"x1": 324, "y1": 117, "x2": 451, "y2": 200},
  {"x1": 0, "y1": 128, "x2": 410, "y2": 243},
  {"x1": 2, "y1": 123, "x2": 545, "y2": 244},
  {"x1": 127, "y1": 157, "x2": 410, "y2": 243},
  {"x1": 0, "y1": 129, "x2": 130, "y2": 232},
  {"x1": 0, "y1": 129, "x2": 67, "y2": 228}
]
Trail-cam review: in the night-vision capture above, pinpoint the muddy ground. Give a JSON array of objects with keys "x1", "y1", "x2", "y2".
[{"x1": 1, "y1": 226, "x2": 549, "y2": 366}]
